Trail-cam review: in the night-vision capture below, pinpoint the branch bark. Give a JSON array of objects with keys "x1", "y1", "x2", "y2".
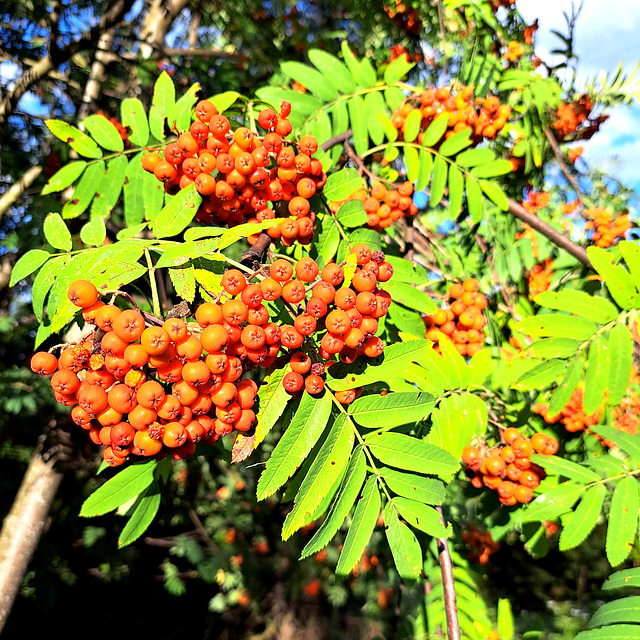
[
  {"x1": 0, "y1": 0, "x2": 136, "y2": 139},
  {"x1": 0, "y1": 452, "x2": 63, "y2": 633},
  {"x1": 544, "y1": 127, "x2": 583, "y2": 201},
  {"x1": 0, "y1": 165, "x2": 43, "y2": 221}
]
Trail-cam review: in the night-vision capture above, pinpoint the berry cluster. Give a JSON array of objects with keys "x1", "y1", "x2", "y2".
[
  {"x1": 329, "y1": 181, "x2": 418, "y2": 231},
  {"x1": 275, "y1": 244, "x2": 394, "y2": 403},
  {"x1": 423, "y1": 278, "x2": 488, "y2": 357},
  {"x1": 583, "y1": 207, "x2": 631, "y2": 247},
  {"x1": 532, "y1": 388, "x2": 601, "y2": 434},
  {"x1": 504, "y1": 40, "x2": 525, "y2": 63},
  {"x1": 384, "y1": 0, "x2": 422, "y2": 36},
  {"x1": 31, "y1": 280, "x2": 271, "y2": 467},
  {"x1": 142, "y1": 99, "x2": 326, "y2": 246},
  {"x1": 553, "y1": 95, "x2": 608, "y2": 141},
  {"x1": 461, "y1": 523, "x2": 500, "y2": 565},
  {"x1": 527, "y1": 258, "x2": 553, "y2": 299},
  {"x1": 392, "y1": 86, "x2": 512, "y2": 144},
  {"x1": 462, "y1": 428, "x2": 558, "y2": 505},
  {"x1": 389, "y1": 44, "x2": 422, "y2": 63}
]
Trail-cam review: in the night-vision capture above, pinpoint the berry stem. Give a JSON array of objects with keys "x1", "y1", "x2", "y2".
[{"x1": 144, "y1": 248, "x2": 162, "y2": 320}]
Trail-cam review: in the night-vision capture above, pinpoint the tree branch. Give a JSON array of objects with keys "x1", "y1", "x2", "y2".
[
  {"x1": 544, "y1": 127, "x2": 583, "y2": 201},
  {"x1": 0, "y1": 166, "x2": 43, "y2": 221},
  {"x1": 507, "y1": 198, "x2": 591, "y2": 268},
  {"x1": 0, "y1": 0, "x2": 135, "y2": 139}
]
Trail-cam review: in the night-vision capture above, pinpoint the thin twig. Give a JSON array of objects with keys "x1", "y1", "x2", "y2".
[
  {"x1": 436, "y1": 507, "x2": 460, "y2": 640},
  {"x1": 544, "y1": 127, "x2": 583, "y2": 202}
]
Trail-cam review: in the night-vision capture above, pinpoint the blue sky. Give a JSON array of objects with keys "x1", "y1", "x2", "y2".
[{"x1": 518, "y1": 0, "x2": 640, "y2": 193}]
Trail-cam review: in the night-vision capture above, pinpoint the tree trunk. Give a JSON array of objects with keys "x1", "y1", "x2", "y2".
[{"x1": 0, "y1": 452, "x2": 63, "y2": 633}]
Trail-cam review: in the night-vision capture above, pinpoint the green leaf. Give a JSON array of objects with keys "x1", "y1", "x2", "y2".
[
  {"x1": 429, "y1": 156, "x2": 447, "y2": 207},
  {"x1": 376, "y1": 112, "x2": 398, "y2": 143},
  {"x1": 531, "y1": 454, "x2": 601, "y2": 484},
  {"x1": 535, "y1": 290, "x2": 618, "y2": 324},
  {"x1": 559, "y1": 484, "x2": 606, "y2": 551},
  {"x1": 405, "y1": 145, "x2": 419, "y2": 183},
  {"x1": 323, "y1": 167, "x2": 364, "y2": 202},
  {"x1": 384, "y1": 54, "x2": 415, "y2": 85},
  {"x1": 255, "y1": 366, "x2": 291, "y2": 445},
  {"x1": 526, "y1": 338, "x2": 581, "y2": 359},
  {"x1": 404, "y1": 109, "x2": 422, "y2": 143},
  {"x1": 46, "y1": 120, "x2": 102, "y2": 158},
  {"x1": 149, "y1": 71, "x2": 175, "y2": 141},
  {"x1": 83, "y1": 114, "x2": 124, "y2": 152},
  {"x1": 281, "y1": 61, "x2": 339, "y2": 102},
  {"x1": 43, "y1": 212, "x2": 72, "y2": 252},
  {"x1": 512, "y1": 359, "x2": 566, "y2": 391},
  {"x1": 620, "y1": 241, "x2": 640, "y2": 290},
  {"x1": 61, "y1": 161, "x2": 104, "y2": 219},
  {"x1": 349, "y1": 392, "x2": 435, "y2": 428},
  {"x1": 335, "y1": 475, "x2": 380, "y2": 576},
  {"x1": 211, "y1": 91, "x2": 242, "y2": 114},
  {"x1": 608, "y1": 323, "x2": 634, "y2": 405},
  {"x1": 588, "y1": 246, "x2": 640, "y2": 310},
  {"x1": 167, "y1": 81, "x2": 200, "y2": 132},
  {"x1": 379, "y1": 467, "x2": 445, "y2": 504},
  {"x1": 365, "y1": 432, "x2": 459, "y2": 480},
  {"x1": 448, "y1": 165, "x2": 464, "y2": 217},
  {"x1": 590, "y1": 596, "x2": 640, "y2": 627},
  {"x1": 257, "y1": 391, "x2": 332, "y2": 499},
  {"x1": 300, "y1": 446, "x2": 366, "y2": 559},
  {"x1": 32, "y1": 255, "x2": 67, "y2": 321},
  {"x1": 151, "y1": 184, "x2": 201, "y2": 238},
  {"x1": 326, "y1": 339, "x2": 433, "y2": 391},
  {"x1": 80, "y1": 460, "x2": 157, "y2": 517},
  {"x1": 315, "y1": 213, "x2": 341, "y2": 267},
  {"x1": 479, "y1": 179, "x2": 508, "y2": 210},
  {"x1": 365, "y1": 91, "x2": 387, "y2": 146},
  {"x1": 548, "y1": 354, "x2": 584, "y2": 417},
  {"x1": 521, "y1": 481, "x2": 586, "y2": 522},
  {"x1": 466, "y1": 175, "x2": 483, "y2": 223},
  {"x1": 384, "y1": 505, "x2": 423, "y2": 580},
  {"x1": 11, "y1": 249, "x2": 51, "y2": 288},
  {"x1": 469, "y1": 160, "x2": 513, "y2": 178},
  {"x1": 516, "y1": 314, "x2": 598, "y2": 340},
  {"x1": 282, "y1": 414, "x2": 354, "y2": 540},
  {"x1": 438, "y1": 129, "x2": 473, "y2": 156},
  {"x1": 124, "y1": 152, "x2": 146, "y2": 226},
  {"x1": 336, "y1": 199, "x2": 368, "y2": 228},
  {"x1": 308, "y1": 49, "x2": 357, "y2": 94},
  {"x1": 120, "y1": 97, "x2": 149, "y2": 147},
  {"x1": 80, "y1": 216, "x2": 106, "y2": 247},
  {"x1": 583, "y1": 334, "x2": 610, "y2": 415},
  {"x1": 606, "y1": 476, "x2": 639, "y2": 566},
  {"x1": 218, "y1": 219, "x2": 280, "y2": 251},
  {"x1": 383, "y1": 280, "x2": 437, "y2": 314},
  {"x1": 41, "y1": 161, "x2": 86, "y2": 195},
  {"x1": 347, "y1": 95, "x2": 368, "y2": 156},
  {"x1": 456, "y1": 147, "x2": 496, "y2": 167},
  {"x1": 416, "y1": 148, "x2": 433, "y2": 192},
  {"x1": 358, "y1": 57, "x2": 377, "y2": 87},
  {"x1": 603, "y1": 568, "x2": 640, "y2": 591},
  {"x1": 591, "y1": 426, "x2": 640, "y2": 462},
  {"x1": 497, "y1": 599, "x2": 515, "y2": 640},
  {"x1": 428, "y1": 392, "x2": 487, "y2": 460},
  {"x1": 575, "y1": 625, "x2": 640, "y2": 640},
  {"x1": 169, "y1": 265, "x2": 196, "y2": 302},
  {"x1": 155, "y1": 239, "x2": 217, "y2": 269},
  {"x1": 392, "y1": 496, "x2": 449, "y2": 537},
  {"x1": 118, "y1": 482, "x2": 161, "y2": 548},
  {"x1": 421, "y1": 114, "x2": 449, "y2": 147},
  {"x1": 91, "y1": 155, "x2": 128, "y2": 218}
]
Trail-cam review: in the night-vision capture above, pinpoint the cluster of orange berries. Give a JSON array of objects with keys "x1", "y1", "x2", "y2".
[
  {"x1": 462, "y1": 428, "x2": 558, "y2": 505},
  {"x1": 583, "y1": 207, "x2": 631, "y2": 247},
  {"x1": 423, "y1": 278, "x2": 488, "y2": 357},
  {"x1": 528, "y1": 259, "x2": 553, "y2": 299},
  {"x1": 142, "y1": 99, "x2": 326, "y2": 246},
  {"x1": 553, "y1": 95, "x2": 608, "y2": 141},
  {"x1": 461, "y1": 523, "x2": 500, "y2": 565},
  {"x1": 31, "y1": 279, "x2": 285, "y2": 467},
  {"x1": 329, "y1": 181, "x2": 418, "y2": 231},
  {"x1": 277, "y1": 244, "x2": 394, "y2": 403},
  {"x1": 533, "y1": 388, "x2": 601, "y2": 434},
  {"x1": 384, "y1": 0, "x2": 422, "y2": 36},
  {"x1": 504, "y1": 40, "x2": 525, "y2": 63},
  {"x1": 388, "y1": 44, "x2": 422, "y2": 63},
  {"x1": 392, "y1": 86, "x2": 512, "y2": 144}
]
